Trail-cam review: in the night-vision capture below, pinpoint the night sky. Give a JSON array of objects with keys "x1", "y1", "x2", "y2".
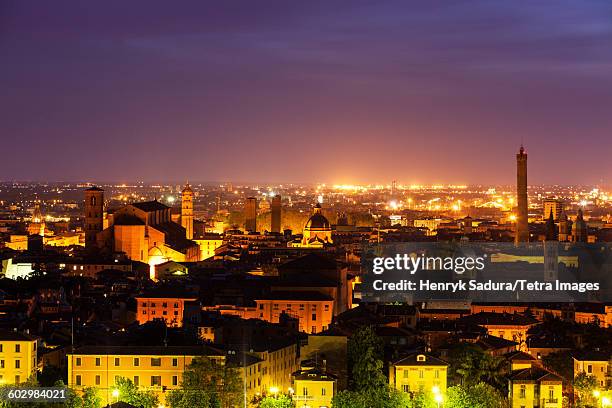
[{"x1": 1, "y1": 1, "x2": 611, "y2": 185}]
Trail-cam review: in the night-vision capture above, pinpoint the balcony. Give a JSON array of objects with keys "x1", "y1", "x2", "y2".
[{"x1": 541, "y1": 398, "x2": 559, "y2": 408}]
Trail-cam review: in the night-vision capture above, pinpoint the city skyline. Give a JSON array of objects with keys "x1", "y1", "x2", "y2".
[{"x1": 2, "y1": 1, "x2": 612, "y2": 184}]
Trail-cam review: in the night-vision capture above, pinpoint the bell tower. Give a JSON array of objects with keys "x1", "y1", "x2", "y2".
[
  {"x1": 181, "y1": 183, "x2": 194, "y2": 240},
  {"x1": 84, "y1": 186, "x2": 104, "y2": 249}
]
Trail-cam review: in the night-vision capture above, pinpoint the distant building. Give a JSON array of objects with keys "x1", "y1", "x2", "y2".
[
  {"x1": 135, "y1": 291, "x2": 199, "y2": 328},
  {"x1": 571, "y1": 208, "x2": 588, "y2": 243},
  {"x1": 245, "y1": 197, "x2": 257, "y2": 232},
  {"x1": 0, "y1": 330, "x2": 39, "y2": 384},
  {"x1": 515, "y1": 146, "x2": 529, "y2": 243},
  {"x1": 293, "y1": 203, "x2": 333, "y2": 248},
  {"x1": 93, "y1": 197, "x2": 200, "y2": 277},
  {"x1": 84, "y1": 186, "x2": 104, "y2": 249},
  {"x1": 543, "y1": 198, "x2": 564, "y2": 221},
  {"x1": 271, "y1": 195, "x2": 282, "y2": 233}
]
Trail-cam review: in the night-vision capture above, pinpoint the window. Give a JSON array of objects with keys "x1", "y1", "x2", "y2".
[
  {"x1": 174, "y1": 311, "x2": 178, "y2": 316},
  {"x1": 402, "y1": 385, "x2": 410, "y2": 393},
  {"x1": 434, "y1": 370, "x2": 439, "y2": 379},
  {"x1": 302, "y1": 387, "x2": 308, "y2": 396},
  {"x1": 162, "y1": 302, "x2": 167, "y2": 308},
  {"x1": 549, "y1": 386, "x2": 554, "y2": 400},
  {"x1": 172, "y1": 376, "x2": 178, "y2": 386},
  {"x1": 76, "y1": 375, "x2": 82, "y2": 386},
  {"x1": 520, "y1": 385, "x2": 526, "y2": 398},
  {"x1": 151, "y1": 376, "x2": 162, "y2": 386},
  {"x1": 114, "y1": 358, "x2": 120, "y2": 366},
  {"x1": 15, "y1": 344, "x2": 20, "y2": 352},
  {"x1": 322, "y1": 388, "x2": 326, "y2": 396},
  {"x1": 324, "y1": 304, "x2": 329, "y2": 311},
  {"x1": 95, "y1": 358, "x2": 101, "y2": 367},
  {"x1": 0, "y1": 360, "x2": 4, "y2": 368},
  {"x1": 403, "y1": 370, "x2": 409, "y2": 378},
  {"x1": 134, "y1": 358, "x2": 140, "y2": 367},
  {"x1": 151, "y1": 302, "x2": 156, "y2": 307},
  {"x1": 15, "y1": 375, "x2": 20, "y2": 384},
  {"x1": 311, "y1": 313, "x2": 317, "y2": 321},
  {"x1": 259, "y1": 304, "x2": 264, "y2": 310},
  {"x1": 75, "y1": 357, "x2": 82, "y2": 366},
  {"x1": 311, "y1": 326, "x2": 316, "y2": 333},
  {"x1": 0, "y1": 344, "x2": 3, "y2": 352},
  {"x1": 95, "y1": 375, "x2": 100, "y2": 386},
  {"x1": 142, "y1": 310, "x2": 146, "y2": 315},
  {"x1": 151, "y1": 358, "x2": 161, "y2": 366},
  {"x1": 15, "y1": 360, "x2": 20, "y2": 369},
  {"x1": 418, "y1": 369, "x2": 424, "y2": 379},
  {"x1": 114, "y1": 376, "x2": 120, "y2": 384},
  {"x1": 588, "y1": 365, "x2": 593, "y2": 373},
  {"x1": 133, "y1": 376, "x2": 139, "y2": 386},
  {"x1": 174, "y1": 303, "x2": 179, "y2": 308},
  {"x1": 172, "y1": 358, "x2": 178, "y2": 367}
]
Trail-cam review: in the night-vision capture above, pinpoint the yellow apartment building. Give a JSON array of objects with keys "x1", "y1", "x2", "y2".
[
  {"x1": 574, "y1": 351, "x2": 611, "y2": 389},
  {"x1": 509, "y1": 367, "x2": 563, "y2": 408},
  {"x1": 292, "y1": 368, "x2": 337, "y2": 408},
  {"x1": 389, "y1": 353, "x2": 448, "y2": 396},
  {"x1": 67, "y1": 345, "x2": 224, "y2": 405},
  {"x1": 0, "y1": 330, "x2": 38, "y2": 385}
]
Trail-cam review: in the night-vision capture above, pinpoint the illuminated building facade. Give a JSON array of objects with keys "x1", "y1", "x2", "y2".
[
  {"x1": 293, "y1": 203, "x2": 333, "y2": 248},
  {"x1": 67, "y1": 346, "x2": 224, "y2": 405},
  {"x1": 389, "y1": 353, "x2": 448, "y2": 396},
  {"x1": 93, "y1": 197, "x2": 200, "y2": 276},
  {"x1": 543, "y1": 198, "x2": 564, "y2": 221},
  {"x1": 0, "y1": 330, "x2": 38, "y2": 385},
  {"x1": 135, "y1": 294, "x2": 199, "y2": 328}
]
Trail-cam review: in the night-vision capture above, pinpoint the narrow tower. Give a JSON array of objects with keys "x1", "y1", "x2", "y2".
[
  {"x1": 271, "y1": 195, "x2": 281, "y2": 233},
  {"x1": 181, "y1": 183, "x2": 194, "y2": 240},
  {"x1": 245, "y1": 197, "x2": 257, "y2": 232},
  {"x1": 84, "y1": 186, "x2": 104, "y2": 249},
  {"x1": 543, "y1": 210, "x2": 559, "y2": 282},
  {"x1": 515, "y1": 145, "x2": 529, "y2": 244}
]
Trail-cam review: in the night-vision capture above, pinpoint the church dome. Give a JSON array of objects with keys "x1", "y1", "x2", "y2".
[
  {"x1": 304, "y1": 203, "x2": 330, "y2": 230},
  {"x1": 305, "y1": 213, "x2": 330, "y2": 230}
]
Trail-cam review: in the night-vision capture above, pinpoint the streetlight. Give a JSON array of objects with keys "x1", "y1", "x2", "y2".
[
  {"x1": 269, "y1": 386, "x2": 279, "y2": 396},
  {"x1": 603, "y1": 397, "x2": 610, "y2": 407},
  {"x1": 435, "y1": 394, "x2": 443, "y2": 408},
  {"x1": 594, "y1": 390, "x2": 601, "y2": 398},
  {"x1": 111, "y1": 389, "x2": 120, "y2": 403}
]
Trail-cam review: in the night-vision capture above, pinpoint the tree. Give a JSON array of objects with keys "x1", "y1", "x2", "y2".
[
  {"x1": 114, "y1": 377, "x2": 159, "y2": 408},
  {"x1": 573, "y1": 372, "x2": 598, "y2": 407},
  {"x1": 446, "y1": 383, "x2": 509, "y2": 408},
  {"x1": 331, "y1": 388, "x2": 413, "y2": 408},
  {"x1": 258, "y1": 394, "x2": 295, "y2": 408},
  {"x1": 81, "y1": 387, "x2": 102, "y2": 408},
  {"x1": 166, "y1": 357, "x2": 243, "y2": 408},
  {"x1": 447, "y1": 343, "x2": 507, "y2": 391},
  {"x1": 347, "y1": 326, "x2": 387, "y2": 392}
]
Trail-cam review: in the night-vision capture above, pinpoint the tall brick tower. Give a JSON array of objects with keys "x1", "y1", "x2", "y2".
[
  {"x1": 181, "y1": 183, "x2": 194, "y2": 240},
  {"x1": 84, "y1": 186, "x2": 104, "y2": 249},
  {"x1": 245, "y1": 197, "x2": 257, "y2": 232},
  {"x1": 271, "y1": 195, "x2": 281, "y2": 233},
  {"x1": 515, "y1": 145, "x2": 529, "y2": 244}
]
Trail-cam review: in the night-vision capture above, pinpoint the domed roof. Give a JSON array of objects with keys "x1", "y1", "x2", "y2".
[
  {"x1": 305, "y1": 203, "x2": 330, "y2": 230},
  {"x1": 305, "y1": 213, "x2": 330, "y2": 230}
]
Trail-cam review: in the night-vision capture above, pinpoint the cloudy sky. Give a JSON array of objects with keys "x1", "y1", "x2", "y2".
[{"x1": 1, "y1": 1, "x2": 611, "y2": 184}]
